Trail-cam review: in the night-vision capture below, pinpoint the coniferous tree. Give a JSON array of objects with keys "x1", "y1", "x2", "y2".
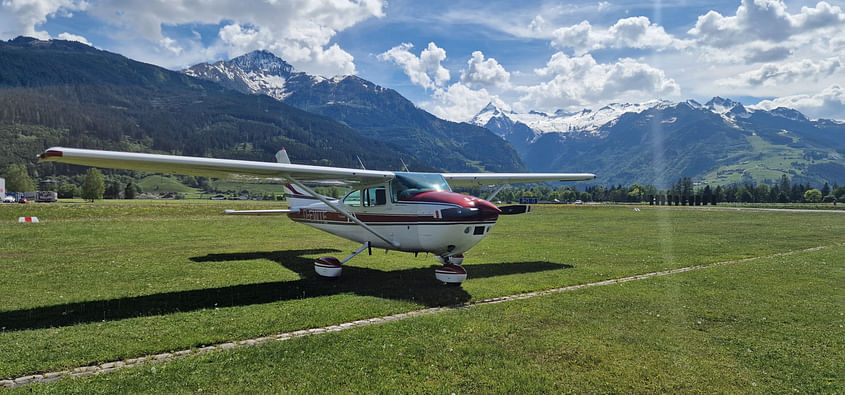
[
  {"x1": 779, "y1": 175, "x2": 791, "y2": 196},
  {"x1": 702, "y1": 185, "x2": 712, "y2": 205},
  {"x1": 104, "y1": 181, "x2": 122, "y2": 199},
  {"x1": 124, "y1": 183, "x2": 137, "y2": 199},
  {"x1": 821, "y1": 182, "x2": 830, "y2": 198}
]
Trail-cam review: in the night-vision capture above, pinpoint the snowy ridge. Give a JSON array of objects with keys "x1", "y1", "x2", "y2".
[
  {"x1": 472, "y1": 96, "x2": 831, "y2": 141},
  {"x1": 472, "y1": 100, "x2": 672, "y2": 136}
]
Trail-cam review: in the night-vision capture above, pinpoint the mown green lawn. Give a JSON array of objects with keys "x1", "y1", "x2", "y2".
[{"x1": 1, "y1": 201, "x2": 843, "y2": 391}]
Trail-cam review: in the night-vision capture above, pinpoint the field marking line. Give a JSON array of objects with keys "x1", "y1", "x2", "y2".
[{"x1": 3, "y1": 242, "x2": 843, "y2": 389}]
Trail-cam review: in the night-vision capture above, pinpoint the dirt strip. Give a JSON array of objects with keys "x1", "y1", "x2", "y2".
[{"x1": 3, "y1": 243, "x2": 842, "y2": 390}]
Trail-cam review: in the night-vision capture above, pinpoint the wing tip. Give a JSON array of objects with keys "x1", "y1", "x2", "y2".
[{"x1": 38, "y1": 149, "x2": 63, "y2": 161}]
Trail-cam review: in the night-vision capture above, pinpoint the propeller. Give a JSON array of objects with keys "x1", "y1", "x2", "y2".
[{"x1": 498, "y1": 205, "x2": 531, "y2": 215}]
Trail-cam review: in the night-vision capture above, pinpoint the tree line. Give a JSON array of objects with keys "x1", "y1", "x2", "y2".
[
  {"x1": 3, "y1": 165, "x2": 843, "y2": 204},
  {"x1": 459, "y1": 175, "x2": 843, "y2": 205}
]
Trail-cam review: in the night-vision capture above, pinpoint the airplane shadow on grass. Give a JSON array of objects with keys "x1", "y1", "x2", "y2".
[{"x1": 0, "y1": 249, "x2": 573, "y2": 332}]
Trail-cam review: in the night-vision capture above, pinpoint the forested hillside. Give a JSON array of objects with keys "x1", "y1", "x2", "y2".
[{"x1": 0, "y1": 37, "x2": 423, "y2": 182}]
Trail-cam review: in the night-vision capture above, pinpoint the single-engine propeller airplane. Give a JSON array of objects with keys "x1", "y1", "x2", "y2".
[{"x1": 39, "y1": 147, "x2": 594, "y2": 284}]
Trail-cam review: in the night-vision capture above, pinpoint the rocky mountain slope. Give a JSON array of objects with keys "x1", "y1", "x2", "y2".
[
  {"x1": 472, "y1": 98, "x2": 844, "y2": 186},
  {"x1": 184, "y1": 51, "x2": 527, "y2": 173}
]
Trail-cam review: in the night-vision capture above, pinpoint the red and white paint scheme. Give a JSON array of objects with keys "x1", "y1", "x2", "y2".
[{"x1": 39, "y1": 146, "x2": 594, "y2": 284}]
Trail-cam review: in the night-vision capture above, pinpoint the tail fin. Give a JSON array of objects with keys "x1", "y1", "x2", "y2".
[
  {"x1": 275, "y1": 147, "x2": 290, "y2": 164},
  {"x1": 276, "y1": 148, "x2": 337, "y2": 209}
]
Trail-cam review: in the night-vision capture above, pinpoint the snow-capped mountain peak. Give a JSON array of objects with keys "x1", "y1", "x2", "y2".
[
  {"x1": 470, "y1": 102, "x2": 512, "y2": 126},
  {"x1": 705, "y1": 96, "x2": 742, "y2": 114},
  {"x1": 769, "y1": 107, "x2": 809, "y2": 122},
  {"x1": 183, "y1": 50, "x2": 314, "y2": 101},
  {"x1": 230, "y1": 50, "x2": 295, "y2": 75}
]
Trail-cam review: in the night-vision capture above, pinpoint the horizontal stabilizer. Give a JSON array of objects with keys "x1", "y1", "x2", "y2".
[
  {"x1": 223, "y1": 209, "x2": 294, "y2": 215},
  {"x1": 499, "y1": 205, "x2": 531, "y2": 215}
]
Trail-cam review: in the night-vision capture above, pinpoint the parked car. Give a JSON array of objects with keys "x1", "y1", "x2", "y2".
[
  {"x1": 18, "y1": 198, "x2": 29, "y2": 204},
  {"x1": 2, "y1": 196, "x2": 15, "y2": 203},
  {"x1": 210, "y1": 195, "x2": 226, "y2": 200},
  {"x1": 574, "y1": 200, "x2": 583, "y2": 205}
]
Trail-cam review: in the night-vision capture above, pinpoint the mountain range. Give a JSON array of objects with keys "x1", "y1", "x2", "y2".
[
  {"x1": 0, "y1": 38, "x2": 524, "y2": 184},
  {"x1": 472, "y1": 98, "x2": 845, "y2": 187},
  {"x1": 183, "y1": 51, "x2": 526, "y2": 173},
  {"x1": 1, "y1": 37, "x2": 842, "y2": 188}
]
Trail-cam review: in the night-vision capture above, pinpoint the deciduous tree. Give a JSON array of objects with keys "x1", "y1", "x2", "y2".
[
  {"x1": 803, "y1": 189, "x2": 822, "y2": 203},
  {"x1": 81, "y1": 168, "x2": 105, "y2": 202},
  {"x1": 3, "y1": 164, "x2": 35, "y2": 192}
]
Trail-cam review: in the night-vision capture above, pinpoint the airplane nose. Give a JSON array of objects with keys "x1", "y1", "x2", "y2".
[{"x1": 475, "y1": 198, "x2": 502, "y2": 215}]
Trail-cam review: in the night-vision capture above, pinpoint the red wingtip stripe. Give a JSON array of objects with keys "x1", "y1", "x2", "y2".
[{"x1": 40, "y1": 150, "x2": 63, "y2": 159}]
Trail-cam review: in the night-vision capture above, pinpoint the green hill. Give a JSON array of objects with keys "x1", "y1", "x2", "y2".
[{"x1": 0, "y1": 37, "x2": 421, "y2": 183}]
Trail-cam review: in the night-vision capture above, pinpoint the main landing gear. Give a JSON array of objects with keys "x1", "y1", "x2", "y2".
[
  {"x1": 314, "y1": 242, "x2": 371, "y2": 278},
  {"x1": 313, "y1": 245, "x2": 468, "y2": 285}
]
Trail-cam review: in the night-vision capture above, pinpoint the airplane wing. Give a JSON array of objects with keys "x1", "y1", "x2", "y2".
[
  {"x1": 442, "y1": 172, "x2": 596, "y2": 187},
  {"x1": 38, "y1": 147, "x2": 394, "y2": 187}
]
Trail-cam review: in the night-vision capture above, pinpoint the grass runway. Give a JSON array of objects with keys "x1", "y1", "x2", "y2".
[{"x1": 1, "y1": 201, "x2": 843, "y2": 392}]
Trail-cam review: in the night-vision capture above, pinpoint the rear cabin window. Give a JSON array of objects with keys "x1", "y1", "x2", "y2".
[
  {"x1": 342, "y1": 189, "x2": 361, "y2": 206},
  {"x1": 363, "y1": 187, "x2": 387, "y2": 207}
]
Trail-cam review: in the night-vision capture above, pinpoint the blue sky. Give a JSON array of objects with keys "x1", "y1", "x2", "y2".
[{"x1": 1, "y1": 0, "x2": 843, "y2": 121}]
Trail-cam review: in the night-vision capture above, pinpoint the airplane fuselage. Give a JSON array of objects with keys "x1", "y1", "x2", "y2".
[{"x1": 287, "y1": 190, "x2": 500, "y2": 256}]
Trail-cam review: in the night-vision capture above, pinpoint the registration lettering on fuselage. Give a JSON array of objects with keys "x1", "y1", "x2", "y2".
[{"x1": 301, "y1": 208, "x2": 328, "y2": 222}]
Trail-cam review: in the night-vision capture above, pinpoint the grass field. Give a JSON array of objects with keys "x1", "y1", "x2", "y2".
[{"x1": 1, "y1": 201, "x2": 843, "y2": 392}]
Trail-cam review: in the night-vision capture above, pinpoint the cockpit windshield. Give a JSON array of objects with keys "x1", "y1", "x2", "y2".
[{"x1": 391, "y1": 172, "x2": 452, "y2": 201}]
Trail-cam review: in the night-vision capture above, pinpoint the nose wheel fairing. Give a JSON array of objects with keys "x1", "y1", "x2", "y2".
[{"x1": 434, "y1": 263, "x2": 467, "y2": 284}]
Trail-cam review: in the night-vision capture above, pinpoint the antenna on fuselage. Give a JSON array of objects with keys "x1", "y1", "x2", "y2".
[
  {"x1": 356, "y1": 155, "x2": 366, "y2": 170},
  {"x1": 400, "y1": 158, "x2": 410, "y2": 172}
]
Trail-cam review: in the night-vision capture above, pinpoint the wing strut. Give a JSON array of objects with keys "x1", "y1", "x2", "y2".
[
  {"x1": 486, "y1": 183, "x2": 509, "y2": 202},
  {"x1": 284, "y1": 177, "x2": 400, "y2": 248}
]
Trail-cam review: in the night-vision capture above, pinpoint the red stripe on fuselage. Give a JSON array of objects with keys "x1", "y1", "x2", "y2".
[{"x1": 287, "y1": 209, "x2": 499, "y2": 224}]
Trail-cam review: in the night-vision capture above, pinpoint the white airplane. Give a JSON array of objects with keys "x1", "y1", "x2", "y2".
[{"x1": 39, "y1": 147, "x2": 594, "y2": 284}]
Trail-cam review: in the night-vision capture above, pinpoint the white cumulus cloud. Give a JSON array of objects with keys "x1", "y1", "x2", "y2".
[
  {"x1": 425, "y1": 83, "x2": 503, "y2": 122},
  {"x1": 57, "y1": 32, "x2": 91, "y2": 46},
  {"x1": 379, "y1": 42, "x2": 451, "y2": 90},
  {"x1": 0, "y1": 0, "x2": 86, "y2": 40},
  {"x1": 521, "y1": 52, "x2": 680, "y2": 111},
  {"x1": 689, "y1": 0, "x2": 845, "y2": 48},
  {"x1": 551, "y1": 16, "x2": 686, "y2": 55},
  {"x1": 718, "y1": 57, "x2": 842, "y2": 87},
  {"x1": 461, "y1": 51, "x2": 510, "y2": 88},
  {"x1": 751, "y1": 84, "x2": 845, "y2": 120},
  {"x1": 1, "y1": 0, "x2": 385, "y2": 74}
]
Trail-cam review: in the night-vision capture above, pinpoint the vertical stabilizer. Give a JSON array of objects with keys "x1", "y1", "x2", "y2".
[
  {"x1": 276, "y1": 148, "x2": 336, "y2": 209},
  {"x1": 275, "y1": 147, "x2": 290, "y2": 164}
]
